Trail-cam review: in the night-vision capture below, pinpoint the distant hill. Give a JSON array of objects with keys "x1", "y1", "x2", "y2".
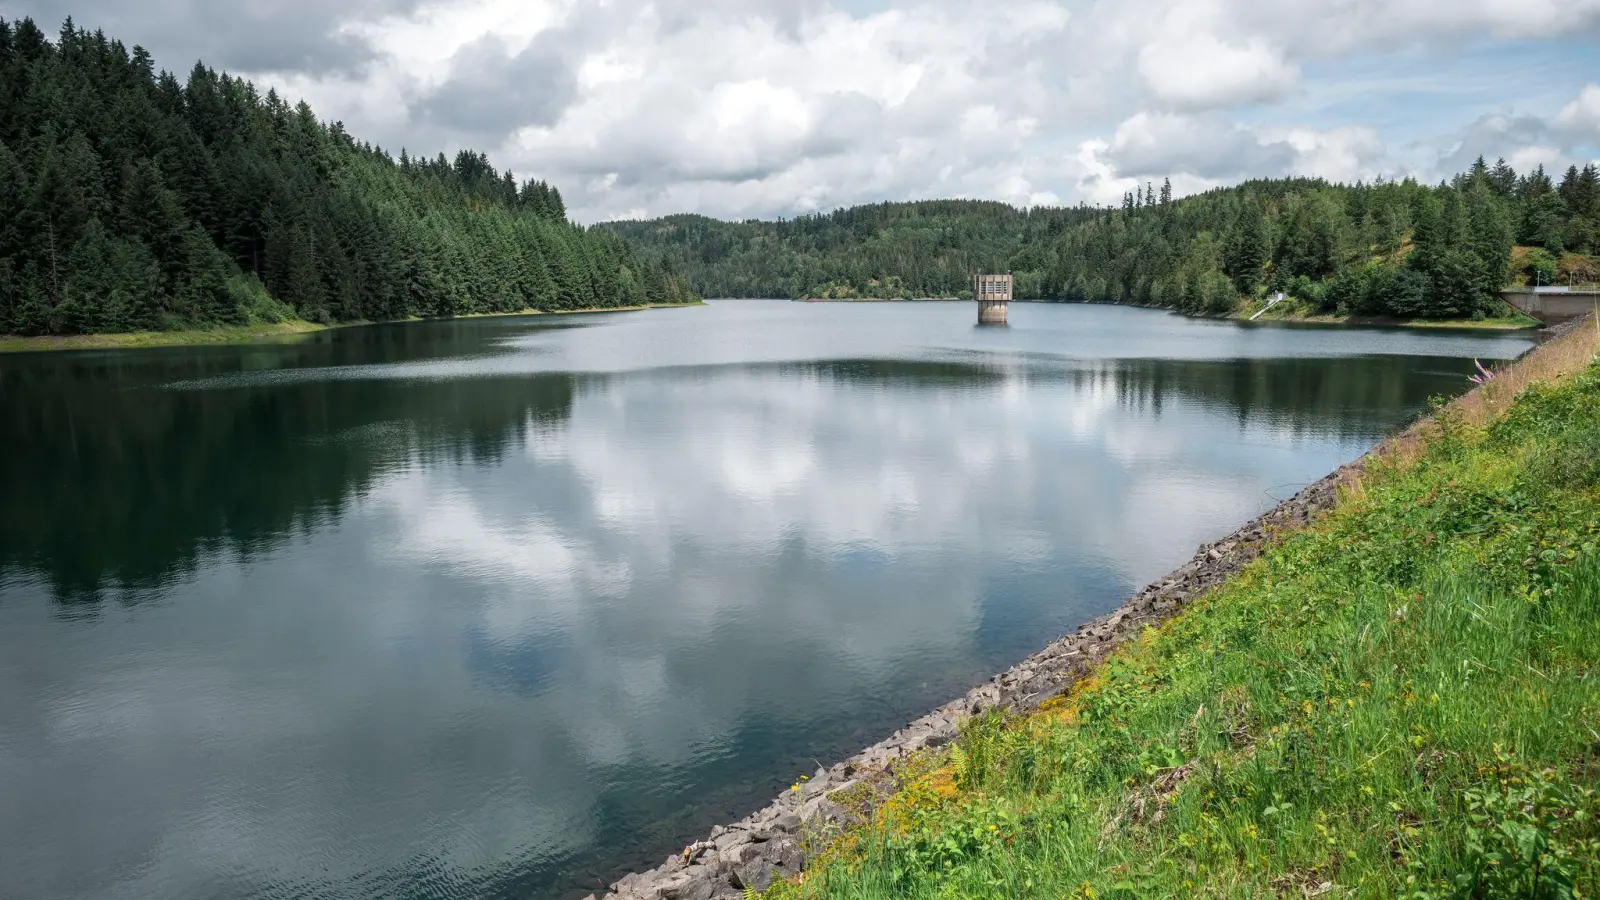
[
  {"x1": 0, "y1": 16, "x2": 695, "y2": 337},
  {"x1": 602, "y1": 166, "x2": 1600, "y2": 320}
]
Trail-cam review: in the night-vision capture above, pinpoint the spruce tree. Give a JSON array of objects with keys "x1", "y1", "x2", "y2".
[
  {"x1": 174, "y1": 224, "x2": 234, "y2": 324},
  {"x1": 1224, "y1": 204, "x2": 1268, "y2": 293},
  {"x1": 1488, "y1": 158, "x2": 1516, "y2": 196}
]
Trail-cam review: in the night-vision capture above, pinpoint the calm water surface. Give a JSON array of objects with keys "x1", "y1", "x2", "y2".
[{"x1": 0, "y1": 301, "x2": 1535, "y2": 900}]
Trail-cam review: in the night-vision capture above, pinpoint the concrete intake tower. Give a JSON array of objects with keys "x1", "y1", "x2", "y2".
[{"x1": 975, "y1": 274, "x2": 1011, "y2": 325}]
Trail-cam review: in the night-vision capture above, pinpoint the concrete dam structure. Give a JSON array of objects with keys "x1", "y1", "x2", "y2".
[
  {"x1": 975, "y1": 274, "x2": 1011, "y2": 325},
  {"x1": 1499, "y1": 287, "x2": 1600, "y2": 325}
]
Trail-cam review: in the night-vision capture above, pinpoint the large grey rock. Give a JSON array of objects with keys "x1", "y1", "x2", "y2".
[
  {"x1": 800, "y1": 795, "x2": 843, "y2": 825},
  {"x1": 766, "y1": 812, "x2": 801, "y2": 834},
  {"x1": 728, "y1": 859, "x2": 773, "y2": 893},
  {"x1": 656, "y1": 869, "x2": 716, "y2": 900}
]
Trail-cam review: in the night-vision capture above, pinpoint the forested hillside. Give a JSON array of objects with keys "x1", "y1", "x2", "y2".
[
  {"x1": 604, "y1": 162, "x2": 1600, "y2": 320},
  {"x1": 601, "y1": 201, "x2": 1104, "y2": 300},
  {"x1": 0, "y1": 17, "x2": 695, "y2": 337}
]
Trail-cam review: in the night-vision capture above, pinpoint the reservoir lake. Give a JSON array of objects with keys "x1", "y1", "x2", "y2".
[{"x1": 0, "y1": 300, "x2": 1536, "y2": 900}]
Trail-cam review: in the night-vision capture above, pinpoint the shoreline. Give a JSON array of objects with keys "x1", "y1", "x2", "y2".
[
  {"x1": 0, "y1": 301, "x2": 706, "y2": 355},
  {"x1": 787, "y1": 296, "x2": 1543, "y2": 330},
  {"x1": 1082, "y1": 298, "x2": 1543, "y2": 331},
  {"x1": 592, "y1": 470, "x2": 1352, "y2": 900},
  {"x1": 584, "y1": 316, "x2": 1586, "y2": 900},
  {"x1": 1234, "y1": 305, "x2": 1542, "y2": 331}
]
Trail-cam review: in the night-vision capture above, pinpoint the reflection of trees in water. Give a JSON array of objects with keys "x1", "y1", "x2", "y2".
[
  {"x1": 0, "y1": 348, "x2": 1470, "y2": 606},
  {"x1": 769, "y1": 355, "x2": 1471, "y2": 442},
  {"x1": 0, "y1": 358, "x2": 577, "y2": 604},
  {"x1": 1082, "y1": 355, "x2": 1473, "y2": 441}
]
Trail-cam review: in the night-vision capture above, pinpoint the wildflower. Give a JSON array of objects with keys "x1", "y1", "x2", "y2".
[{"x1": 1468, "y1": 359, "x2": 1495, "y2": 386}]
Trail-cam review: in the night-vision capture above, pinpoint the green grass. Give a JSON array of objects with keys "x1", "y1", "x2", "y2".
[
  {"x1": 1399, "y1": 311, "x2": 1546, "y2": 331},
  {"x1": 776, "y1": 356, "x2": 1600, "y2": 898},
  {"x1": 0, "y1": 320, "x2": 332, "y2": 352},
  {"x1": 0, "y1": 301, "x2": 705, "y2": 354},
  {"x1": 1237, "y1": 297, "x2": 1543, "y2": 331}
]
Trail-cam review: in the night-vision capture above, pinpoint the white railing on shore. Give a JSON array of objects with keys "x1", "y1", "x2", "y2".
[{"x1": 1249, "y1": 292, "x2": 1287, "y2": 321}]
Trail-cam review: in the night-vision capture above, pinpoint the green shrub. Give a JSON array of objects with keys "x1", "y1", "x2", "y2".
[{"x1": 231, "y1": 275, "x2": 296, "y2": 325}]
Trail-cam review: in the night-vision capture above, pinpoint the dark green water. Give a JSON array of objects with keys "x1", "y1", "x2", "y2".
[{"x1": 0, "y1": 300, "x2": 1534, "y2": 900}]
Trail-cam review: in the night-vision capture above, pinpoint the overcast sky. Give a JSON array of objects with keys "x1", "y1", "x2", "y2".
[{"x1": 4, "y1": 0, "x2": 1600, "y2": 222}]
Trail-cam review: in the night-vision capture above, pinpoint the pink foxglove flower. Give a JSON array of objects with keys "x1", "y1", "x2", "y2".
[{"x1": 1468, "y1": 359, "x2": 1495, "y2": 386}]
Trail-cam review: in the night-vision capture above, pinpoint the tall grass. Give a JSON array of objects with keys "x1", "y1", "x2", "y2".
[
  {"x1": 1455, "y1": 314, "x2": 1600, "y2": 427},
  {"x1": 772, "y1": 328, "x2": 1600, "y2": 899}
]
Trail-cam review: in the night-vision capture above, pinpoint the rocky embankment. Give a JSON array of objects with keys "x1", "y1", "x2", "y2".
[{"x1": 588, "y1": 464, "x2": 1357, "y2": 900}]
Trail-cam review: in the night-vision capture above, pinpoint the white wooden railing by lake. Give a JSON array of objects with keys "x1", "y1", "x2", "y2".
[{"x1": 1249, "y1": 292, "x2": 1287, "y2": 321}]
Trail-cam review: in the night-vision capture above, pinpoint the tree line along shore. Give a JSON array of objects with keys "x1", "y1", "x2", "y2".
[{"x1": 603, "y1": 162, "x2": 1600, "y2": 327}]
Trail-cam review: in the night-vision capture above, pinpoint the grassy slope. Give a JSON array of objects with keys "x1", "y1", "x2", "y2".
[
  {"x1": 0, "y1": 302, "x2": 704, "y2": 354},
  {"x1": 776, "y1": 323, "x2": 1600, "y2": 899},
  {"x1": 1235, "y1": 296, "x2": 1545, "y2": 331},
  {"x1": 0, "y1": 320, "x2": 332, "y2": 352}
]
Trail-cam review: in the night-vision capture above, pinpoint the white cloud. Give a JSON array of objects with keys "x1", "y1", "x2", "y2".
[
  {"x1": 1080, "y1": 112, "x2": 1391, "y2": 199},
  {"x1": 1109, "y1": 112, "x2": 1296, "y2": 177},
  {"x1": 1275, "y1": 124, "x2": 1387, "y2": 182},
  {"x1": 13, "y1": 0, "x2": 1600, "y2": 219},
  {"x1": 1555, "y1": 83, "x2": 1600, "y2": 136},
  {"x1": 1138, "y1": 32, "x2": 1299, "y2": 110}
]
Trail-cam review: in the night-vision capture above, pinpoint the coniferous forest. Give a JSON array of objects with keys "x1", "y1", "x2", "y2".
[
  {"x1": 0, "y1": 17, "x2": 695, "y2": 337},
  {"x1": 603, "y1": 163, "x2": 1600, "y2": 320}
]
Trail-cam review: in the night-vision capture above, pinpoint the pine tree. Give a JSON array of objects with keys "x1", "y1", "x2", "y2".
[
  {"x1": 56, "y1": 217, "x2": 114, "y2": 333},
  {"x1": 546, "y1": 183, "x2": 566, "y2": 221},
  {"x1": 1488, "y1": 157, "x2": 1516, "y2": 196},
  {"x1": 1467, "y1": 155, "x2": 1490, "y2": 187},
  {"x1": 1464, "y1": 183, "x2": 1512, "y2": 314},
  {"x1": 0, "y1": 140, "x2": 28, "y2": 265},
  {"x1": 174, "y1": 224, "x2": 234, "y2": 324},
  {"x1": 1518, "y1": 164, "x2": 1554, "y2": 200},
  {"x1": 1559, "y1": 165, "x2": 1584, "y2": 210},
  {"x1": 115, "y1": 160, "x2": 187, "y2": 288},
  {"x1": 1224, "y1": 204, "x2": 1268, "y2": 293}
]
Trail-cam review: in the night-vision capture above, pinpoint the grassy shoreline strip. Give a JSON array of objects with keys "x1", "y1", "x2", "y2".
[
  {"x1": 769, "y1": 318, "x2": 1600, "y2": 899},
  {"x1": 0, "y1": 301, "x2": 706, "y2": 354},
  {"x1": 1236, "y1": 296, "x2": 1545, "y2": 331}
]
